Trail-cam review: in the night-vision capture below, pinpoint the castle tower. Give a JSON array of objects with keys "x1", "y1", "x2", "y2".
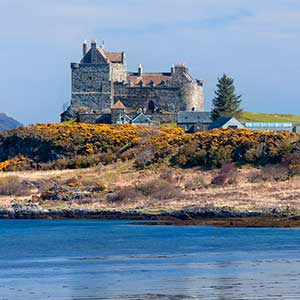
[{"x1": 181, "y1": 81, "x2": 204, "y2": 111}]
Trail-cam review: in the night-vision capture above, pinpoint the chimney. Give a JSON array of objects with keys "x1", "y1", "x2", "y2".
[
  {"x1": 171, "y1": 64, "x2": 175, "y2": 75},
  {"x1": 91, "y1": 39, "x2": 97, "y2": 63},
  {"x1": 91, "y1": 39, "x2": 97, "y2": 49},
  {"x1": 101, "y1": 40, "x2": 105, "y2": 49},
  {"x1": 174, "y1": 63, "x2": 188, "y2": 74},
  {"x1": 82, "y1": 40, "x2": 87, "y2": 56},
  {"x1": 138, "y1": 64, "x2": 143, "y2": 77}
]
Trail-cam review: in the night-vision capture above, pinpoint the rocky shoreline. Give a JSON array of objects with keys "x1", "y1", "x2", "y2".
[{"x1": 1, "y1": 204, "x2": 300, "y2": 227}]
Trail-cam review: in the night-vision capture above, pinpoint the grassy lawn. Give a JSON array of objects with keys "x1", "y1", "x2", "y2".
[
  {"x1": 240, "y1": 112, "x2": 300, "y2": 123},
  {"x1": 160, "y1": 122, "x2": 177, "y2": 128}
]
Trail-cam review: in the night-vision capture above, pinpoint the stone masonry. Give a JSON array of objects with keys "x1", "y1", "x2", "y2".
[{"x1": 61, "y1": 40, "x2": 205, "y2": 123}]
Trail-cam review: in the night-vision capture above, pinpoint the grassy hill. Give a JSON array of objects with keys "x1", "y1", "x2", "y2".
[{"x1": 240, "y1": 112, "x2": 300, "y2": 123}]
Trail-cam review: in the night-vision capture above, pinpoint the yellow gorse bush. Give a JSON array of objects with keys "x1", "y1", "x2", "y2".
[
  {"x1": 0, "y1": 157, "x2": 32, "y2": 172},
  {"x1": 0, "y1": 123, "x2": 300, "y2": 171}
]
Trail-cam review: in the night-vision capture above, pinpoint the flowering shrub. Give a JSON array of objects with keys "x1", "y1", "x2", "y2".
[
  {"x1": 0, "y1": 124, "x2": 300, "y2": 171},
  {"x1": 0, "y1": 157, "x2": 33, "y2": 172},
  {"x1": 171, "y1": 129, "x2": 299, "y2": 167}
]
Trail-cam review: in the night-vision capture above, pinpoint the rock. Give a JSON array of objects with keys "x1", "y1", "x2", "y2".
[{"x1": 40, "y1": 183, "x2": 92, "y2": 201}]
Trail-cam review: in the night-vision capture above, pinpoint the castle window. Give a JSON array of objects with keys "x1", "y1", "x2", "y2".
[
  {"x1": 149, "y1": 80, "x2": 155, "y2": 87},
  {"x1": 148, "y1": 100, "x2": 155, "y2": 114}
]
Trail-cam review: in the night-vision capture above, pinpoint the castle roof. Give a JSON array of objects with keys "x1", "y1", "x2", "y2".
[
  {"x1": 81, "y1": 47, "x2": 124, "y2": 64},
  {"x1": 131, "y1": 113, "x2": 154, "y2": 124},
  {"x1": 177, "y1": 111, "x2": 212, "y2": 124},
  {"x1": 112, "y1": 100, "x2": 126, "y2": 109},
  {"x1": 128, "y1": 73, "x2": 171, "y2": 86},
  {"x1": 106, "y1": 52, "x2": 123, "y2": 63},
  {"x1": 208, "y1": 117, "x2": 244, "y2": 130},
  {"x1": 98, "y1": 48, "x2": 124, "y2": 63}
]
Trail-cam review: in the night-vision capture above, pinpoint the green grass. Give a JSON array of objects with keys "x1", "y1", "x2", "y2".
[
  {"x1": 61, "y1": 119, "x2": 77, "y2": 124},
  {"x1": 240, "y1": 112, "x2": 300, "y2": 123},
  {"x1": 160, "y1": 122, "x2": 177, "y2": 128}
]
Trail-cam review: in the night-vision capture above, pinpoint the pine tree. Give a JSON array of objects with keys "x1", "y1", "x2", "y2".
[{"x1": 211, "y1": 74, "x2": 243, "y2": 121}]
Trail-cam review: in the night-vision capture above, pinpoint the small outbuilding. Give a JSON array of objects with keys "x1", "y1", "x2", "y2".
[
  {"x1": 208, "y1": 117, "x2": 245, "y2": 130},
  {"x1": 131, "y1": 113, "x2": 159, "y2": 126},
  {"x1": 243, "y1": 122, "x2": 293, "y2": 133},
  {"x1": 177, "y1": 111, "x2": 212, "y2": 133},
  {"x1": 114, "y1": 113, "x2": 132, "y2": 124}
]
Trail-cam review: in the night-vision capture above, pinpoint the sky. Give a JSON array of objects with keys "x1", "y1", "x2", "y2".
[{"x1": 2, "y1": 0, "x2": 300, "y2": 124}]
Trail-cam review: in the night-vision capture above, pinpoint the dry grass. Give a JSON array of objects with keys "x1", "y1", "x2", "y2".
[{"x1": 1, "y1": 161, "x2": 300, "y2": 212}]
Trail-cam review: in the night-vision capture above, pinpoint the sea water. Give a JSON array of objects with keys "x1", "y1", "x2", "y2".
[{"x1": 0, "y1": 219, "x2": 300, "y2": 299}]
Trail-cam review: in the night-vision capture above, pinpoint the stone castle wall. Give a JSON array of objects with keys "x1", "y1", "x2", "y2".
[
  {"x1": 113, "y1": 84, "x2": 184, "y2": 112},
  {"x1": 110, "y1": 63, "x2": 127, "y2": 82},
  {"x1": 71, "y1": 63, "x2": 112, "y2": 111},
  {"x1": 71, "y1": 63, "x2": 109, "y2": 92}
]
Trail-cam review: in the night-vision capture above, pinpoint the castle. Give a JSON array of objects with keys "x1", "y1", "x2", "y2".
[{"x1": 61, "y1": 40, "x2": 205, "y2": 124}]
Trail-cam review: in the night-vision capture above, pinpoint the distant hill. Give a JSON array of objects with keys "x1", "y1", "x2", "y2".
[
  {"x1": 0, "y1": 113, "x2": 23, "y2": 131},
  {"x1": 240, "y1": 112, "x2": 300, "y2": 123}
]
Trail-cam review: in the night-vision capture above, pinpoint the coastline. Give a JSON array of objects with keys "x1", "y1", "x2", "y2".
[
  {"x1": 2, "y1": 162, "x2": 300, "y2": 228},
  {"x1": 2, "y1": 205, "x2": 300, "y2": 228}
]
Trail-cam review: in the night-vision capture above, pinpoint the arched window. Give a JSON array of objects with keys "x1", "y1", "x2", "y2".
[{"x1": 148, "y1": 100, "x2": 155, "y2": 114}]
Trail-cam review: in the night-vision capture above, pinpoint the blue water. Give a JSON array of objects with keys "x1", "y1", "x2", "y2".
[{"x1": 0, "y1": 220, "x2": 300, "y2": 299}]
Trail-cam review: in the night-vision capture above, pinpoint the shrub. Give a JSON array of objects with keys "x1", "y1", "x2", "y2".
[
  {"x1": 0, "y1": 157, "x2": 34, "y2": 172},
  {"x1": 159, "y1": 169, "x2": 176, "y2": 183},
  {"x1": 211, "y1": 162, "x2": 238, "y2": 185},
  {"x1": 93, "y1": 181, "x2": 108, "y2": 192},
  {"x1": 65, "y1": 177, "x2": 82, "y2": 187},
  {"x1": 0, "y1": 177, "x2": 31, "y2": 196},
  {"x1": 107, "y1": 186, "x2": 143, "y2": 203},
  {"x1": 283, "y1": 152, "x2": 300, "y2": 176},
  {"x1": 136, "y1": 179, "x2": 181, "y2": 200},
  {"x1": 1, "y1": 124, "x2": 300, "y2": 171},
  {"x1": 134, "y1": 144, "x2": 157, "y2": 169},
  {"x1": 261, "y1": 164, "x2": 289, "y2": 181},
  {"x1": 171, "y1": 141, "x2": 207, "y2": 167},
  {"x1": 184, "y1": 177, "x2": 207, "y2": 190},
  {"x1": 31, "y1": 179, "x2": 54, "y2": 193},
  {"x1": 39, "y1": 153, "x2": 118, "y2": 170}
]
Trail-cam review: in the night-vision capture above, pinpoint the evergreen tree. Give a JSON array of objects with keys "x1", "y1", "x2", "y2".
[{"x1": 211, "y1": 74, "x2": 243, "y2": 121}]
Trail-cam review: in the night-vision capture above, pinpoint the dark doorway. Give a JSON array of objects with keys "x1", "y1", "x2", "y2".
[{"x1": 148, "y1": 100, "x2": 155, "y2": 114}]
